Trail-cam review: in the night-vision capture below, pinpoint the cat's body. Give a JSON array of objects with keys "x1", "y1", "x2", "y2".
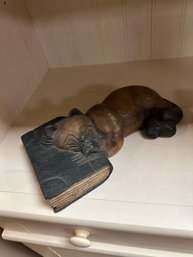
[{"x1": 53, "y1": 86, "x2": 183, "y2": 157}]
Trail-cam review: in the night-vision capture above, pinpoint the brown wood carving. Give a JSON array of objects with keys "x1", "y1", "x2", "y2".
[{"x1": 53, "y1": 86, "x2": 183, "y2": 157}]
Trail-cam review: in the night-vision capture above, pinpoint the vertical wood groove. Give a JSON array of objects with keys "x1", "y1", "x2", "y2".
[
  {"x1": 150, "y1": 0, "x2": 156, "y2": 59},
  {"x1": 66, "y1": 0, "x2": 82, "y2": 66},
  {"x1": 0, "y1": 0, "x2": 48, "y2": 141},
  {"x1": 177, "y1": 0, "x2": 187, "y2": 57},
  {"x1": 25, "y1": 0, "x2": 193, "y2": 67},
  {"x1": 180, "y1": 0, "x2": 193, "y2": 56},
  {"x1": 94, "y1": 0, "x2": 105, "y2": 62},
  {"x1": 122, "y1": 0, "x2": 129, "y2": 61},
  {"x1": 9, "y1": 1, "x2": 33, "y2": 60},
  {"x1": 23, "y1": 0, "x2": 49, "y2": 67}
]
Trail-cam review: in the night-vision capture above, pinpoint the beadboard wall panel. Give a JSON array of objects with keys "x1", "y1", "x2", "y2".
[
  {"x1": 124, "y1": 0, "x2": 152, "y2": 61},
  {"x1": 180, "y1": 0, "x2": 193, "y2": 57},
  {"x1": 96, "y1": 0, "x2": 126, "y2": 63},
  {"x1": 0, "y1": 0, "x2": 48, "y2": 142},
  {"x1": 26, "y1": 0, "x2": 193, "y2": 68},
  {"x1": 151, "y1": 0, "x2": 184, "y2": 59},
  {"x1": 68, "y1": 0, "x2": 104, "y2": 65},
  {"x1": 25, "y1": 0, "x2": 82, "y2": 67},
  {"x1": 1, "y1": 0, "x2": 193, "y2": 140}
]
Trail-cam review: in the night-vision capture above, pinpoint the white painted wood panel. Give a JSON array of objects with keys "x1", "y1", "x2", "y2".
[
  {"x1": 0, "y1": 0, "x2": 48, "y2": 142},
  {"x1": 124, "y1": 0, "x2": 152, "y2": 61},
  {"x1": 180, "y1": 0, "x2": 193, "y2": 56},
  {"x1": 25, "y1": 0, "x2": 82, "y2": 67},
  {"x1": 69, "y1": 0, "x2": 104, "y2": 65},
  {"x1": 0, "y1": 58, "x2": 193, "y2": 257},
  {"x1": 0, "y1": 228, "x2": 41, "y2": 257},
  {"x1": 151, "y1": 0, "x2": 183, "y2": 59},
  {"x1": 25, "y1": 0, "x2": 193, "y2": 68},
  {"x1": 1, "y1": 0, "x2": 193, "y2": 139},
  {"x1": 96, "y1": 0, "x2": 126, "y2": 63}
]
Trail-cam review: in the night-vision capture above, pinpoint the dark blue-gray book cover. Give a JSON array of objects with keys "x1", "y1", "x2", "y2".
[{"x1": 21, "y1": 117, "x2": 113, "y2": 212}]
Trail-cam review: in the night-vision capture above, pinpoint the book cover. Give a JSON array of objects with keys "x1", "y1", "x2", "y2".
[{"x1": 21, "y1": 117, "x2": 113, "y2": 212}]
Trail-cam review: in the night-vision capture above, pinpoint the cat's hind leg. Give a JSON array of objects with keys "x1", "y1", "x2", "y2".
[{"x1": 143, "y1": 100, "x2": 183, "y2": 139}]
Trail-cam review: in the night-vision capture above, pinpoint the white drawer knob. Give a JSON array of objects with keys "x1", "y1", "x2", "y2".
[{"x1": 70, "y1": 229, "x2": 91, "y2": 248}]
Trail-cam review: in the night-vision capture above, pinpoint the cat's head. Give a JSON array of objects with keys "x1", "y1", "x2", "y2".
[{"x1": 53, "y1": 109, "x2": 105, "y2": 156}]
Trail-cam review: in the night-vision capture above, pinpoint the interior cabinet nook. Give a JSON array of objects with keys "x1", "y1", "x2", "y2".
[{"x1": 0, "y1": 1, "x2": 193, "y2": 256}]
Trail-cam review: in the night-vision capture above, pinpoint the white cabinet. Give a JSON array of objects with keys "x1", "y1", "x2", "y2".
[{"x1": 0, "y1": 1, "x2": 193, "y2": 256}]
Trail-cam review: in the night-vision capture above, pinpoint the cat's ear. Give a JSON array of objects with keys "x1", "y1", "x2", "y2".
[{"x1": 68, "y1": 108, "x2": 83, "y2": 117}]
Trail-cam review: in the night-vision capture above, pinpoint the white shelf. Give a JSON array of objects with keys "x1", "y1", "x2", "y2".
[{"x1": 0, "y1": 58, "x2": 193, "y2": 238}]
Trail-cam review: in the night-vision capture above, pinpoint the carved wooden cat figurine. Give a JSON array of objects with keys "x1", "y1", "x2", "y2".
[{"x1": 53, "y1": 86, "x2": 183, "y2": 157}]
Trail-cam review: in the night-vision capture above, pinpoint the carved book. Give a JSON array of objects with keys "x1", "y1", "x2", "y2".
[
  {"x1": 21, "y1": 117, "x2": 113, "y2": 212},
  {"x1": 21, "y1": 86, "x2": 183, "y2": 212}
]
